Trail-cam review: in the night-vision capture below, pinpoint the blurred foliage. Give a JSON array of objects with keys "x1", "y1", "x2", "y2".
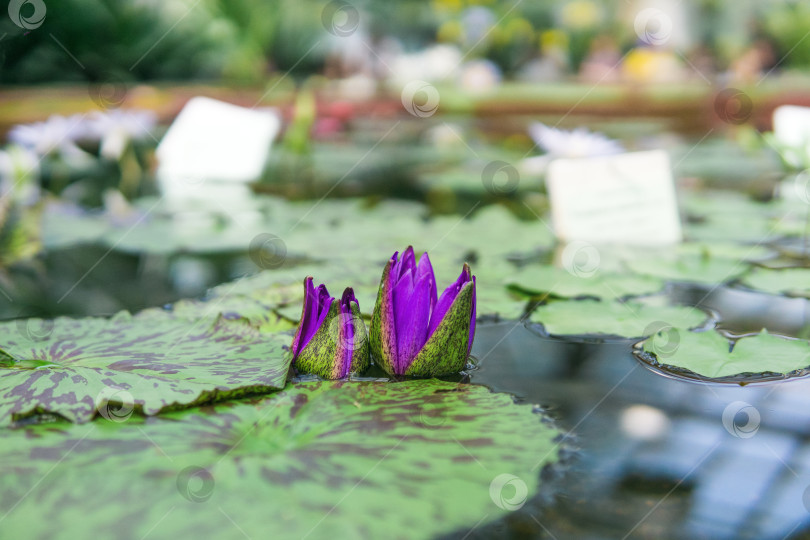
[
  {"x1": 0, "y1": 0, "x2": 223, "y2": 83},
  {"x1": 0, "y1": 0, "x2": 447, "y2": 84},
  {"x1": 3, "y1": 0, "x2": 810, "y2": 85},
  {"x1": 762, "y1": 1, "x2": 810, "y2": 72}
]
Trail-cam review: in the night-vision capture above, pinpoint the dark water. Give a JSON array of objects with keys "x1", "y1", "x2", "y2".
[{"x1": 466, "y1": 320, "x2": 810, "y2": 540}]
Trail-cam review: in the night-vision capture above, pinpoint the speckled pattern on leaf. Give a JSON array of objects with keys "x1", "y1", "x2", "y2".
[
  {"x1": 0, "y1": 379, "x2": 561, "y2": 540},
  {"x1": 0, "y1": 313, "x2": 291, "y2": 425}
]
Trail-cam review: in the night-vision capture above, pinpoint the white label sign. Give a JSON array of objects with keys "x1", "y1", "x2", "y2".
[
  {"x1": 773, "y1": 105, "x2": 810, "y2": 168},
  {"x1": 546, "y1": 150, "x2": 682, "y2": 245},
  {"x1": 157, "y1": 97, "x2": 281, "y2": 187}
]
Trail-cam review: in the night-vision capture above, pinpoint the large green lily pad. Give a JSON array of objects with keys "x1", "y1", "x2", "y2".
[
  {"x1": 0, "y1": 379, "x2": 561, "y2": 540},
  {"x1": 640, "y1": 329, "x2": 810, "y2": 379},
  {"x1": 0, "y1": 313, "x2": 291, "y2": 425},
  {"x1": 530, "y1": 298, "x2": 708, "y2": 338}
]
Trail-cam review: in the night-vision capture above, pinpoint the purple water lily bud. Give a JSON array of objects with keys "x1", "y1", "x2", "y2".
[
  {"x1": 291, "y1": 277, "x2": 369, "y2": 379},
  {"x1": 370, "y1": 247, "x2": 476, "y2": 377}
]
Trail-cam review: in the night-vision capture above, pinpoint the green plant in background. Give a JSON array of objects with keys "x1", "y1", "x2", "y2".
[
  {"x1": 763, "y1": 1, "x2": 810, "y2": 70},
  {"x1": 0, "y1": 0, "x2": 223, "y2": 83},
  {"x1": 282, "y1": 88, "x2": 316, "y2": 156},
  {"x1": 2, "y1": 0, "x2": 808, "y2": 84},
  {"x1": 0, "y1": 147, "x2": 41, "y2": 267}
]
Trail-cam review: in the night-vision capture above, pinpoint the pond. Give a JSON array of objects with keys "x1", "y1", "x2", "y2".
[{"x1": 2, "y1": 110, "x2": 810, "y2": 540}]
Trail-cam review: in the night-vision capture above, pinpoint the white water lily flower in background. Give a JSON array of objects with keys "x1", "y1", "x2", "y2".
[
  {"x1": 8, "y1": 110, "x2": 158, "y2": 162},
  {"x1": 85, "y1": 109, "x2": 158, "y2": 143},
  {"x1": 86, "y1": 109, "x2": 159, "y2": 161},
  {"x1": 7, "y1": 115, "x2": 88, "y2": 157},
  {"x1": 529, "y1": 123, "x2": 624, "y2": 158},
  {"x1": 389, "y1": 44, "x2": 462, "y2": 86},
  {"x1": 521, "y1": 123, "x2": 624, "y2": 177}
]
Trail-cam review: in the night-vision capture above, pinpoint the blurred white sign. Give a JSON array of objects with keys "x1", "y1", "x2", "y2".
[
  {"x1": 547, "y1": 150, "x2": 681, "y2": 245},
  {"x1": 773, "y1": 105, "x2": 810, "y2": 168},
  {"x1": 156, "y1": 97, "x2": 281, "y2": 195}
]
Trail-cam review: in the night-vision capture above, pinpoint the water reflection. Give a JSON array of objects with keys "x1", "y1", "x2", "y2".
[
  {"x1": 670, "y1": 283, "x2": 810, "y2": 339},
  {"x1": 466, "y1": 322, "x2": 810, "y2": 540}
]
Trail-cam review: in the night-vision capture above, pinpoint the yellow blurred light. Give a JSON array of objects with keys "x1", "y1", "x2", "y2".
[
  {"x1": 505, "y1": 17, "x2": 534, "y2": 42},
  {"x1": 540, "y1": 29, "x2": 569, "y2": 53},
  {"x1": 432, "y1": 0, "x2": 464, "y2": 14},
  {"x1": 622, "y1": 47, "x2": 683, "y2": 83},
  {"x1": 560, "y1": 0, "x2": 601, "y2": 30},
  {"x1": 437, "y1": 20, "x2": 464, "y2": 43},
  {"x1": 490, "y1": 25, "x2": 508, "y2": 48}
]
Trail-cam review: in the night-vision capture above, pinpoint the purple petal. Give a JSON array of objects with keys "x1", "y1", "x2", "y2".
[
  {"x1": 337, "y1": 288, "x2": 356, "y2": 378},
  {"x1": 392, "y1": 268, "x2": 415, "y2": 372},
  {"x1": 314, "y1": 290, "x2": 333, "y2": 337},
  {"x1": 298, "y1": 282, "x2": 333, "y2": 356},
  {"x1": 389, "y1": 251, "x2": 401, "y2": 281},
  {"x1": 416, "y1": 252, "x2": 438, "y2": 311},
  {"x1": 467, "y1": 274, "x2": 476, "y2": 355},
  {"x1": 393, "y1": 274, "x2": 431, "y2": 373},
  {"x1": 341, "y1": 287, "x2": 357, "y2": 307},
  {"x1": 316, "y1": 284, "x2": 331, "y2": 316},
  {"x1": 427, "y1": 266, "x2": 473, "y2": 340},
  {"x1": 292, "y1": 277, "x2": 319, "y2": 357},
  {"x1": 398, "y1": 246, "x2": 416, "y2": 280}
]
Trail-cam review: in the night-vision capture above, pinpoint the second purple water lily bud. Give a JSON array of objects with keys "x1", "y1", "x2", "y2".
[
  {"x1": 370, "y1": 246, "x2": 476, "y2": 377},
  {"x1": 291, "y1": 277, "x2": 369, "y2": 379}
]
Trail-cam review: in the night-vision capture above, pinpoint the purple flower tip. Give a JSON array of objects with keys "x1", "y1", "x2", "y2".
[
  {"x1": 385, "y1": 247, "x2": 476, "y2": 373},
  {"x1": 341, "y1": 287, "x2": 357, "y2": 309},
  {"x1": 291, "y1": 276, "x2": 334, "y2": 358}
]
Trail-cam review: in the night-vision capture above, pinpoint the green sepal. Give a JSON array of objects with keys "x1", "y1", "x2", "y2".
[
  {"x1": 405, "y1": 281, "x2": 474, "y2": 378},
  {"x1": 335, "y1": 300, "x2": 370, "y2": 378},
  {"x1": 294, "y1": 300, "x2": 370, "y2": 380},
  {"x1": 369, "y1": 260, "x2": 396, "y2": 375}
]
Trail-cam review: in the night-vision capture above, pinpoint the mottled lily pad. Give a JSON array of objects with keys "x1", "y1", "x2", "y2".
[
  {"x1": 0, "y1": 379, "x2": 561, "y2": 540},
  {"x1": 529, "y1": 298, "x2": 708, "y2": 338},
  {"x1": 640, "y1": 329, "x2": 810, "y2": 379},
  {"x1": 137, "y1": 275, "x2": 302, "y2": 332},
  {"x1": 0, "y1": 313, "x2": 291, "y2": 425}
]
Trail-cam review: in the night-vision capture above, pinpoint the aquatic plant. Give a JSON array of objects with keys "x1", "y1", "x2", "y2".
[
  {"x1": 370, "y1": 246, "x2": 476, "y2": 377},
  {"x1": 291, "y1": 277, "x2": 369, "y2": 379}
]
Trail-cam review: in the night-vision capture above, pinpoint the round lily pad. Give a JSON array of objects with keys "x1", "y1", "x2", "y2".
[
  {"x1": 739, "y1": 267, "x2": 810, "y2": 299},
  {"x1": 640, "y1": 329, "x2": 810, "y2": 380},
  {"x1": 0, "y1": 379, "x2": 562, "y2": 540}
]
